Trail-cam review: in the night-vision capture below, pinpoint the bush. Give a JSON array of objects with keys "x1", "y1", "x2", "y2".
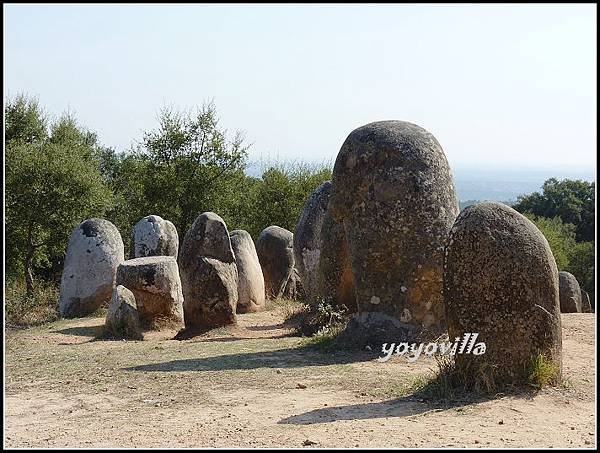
[{"x1": 5, "y1": 279, "x2": 60, "y2": 327}]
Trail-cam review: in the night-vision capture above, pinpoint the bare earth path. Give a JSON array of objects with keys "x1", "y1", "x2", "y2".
[{"x1": 4, "y1": 304, "x2": 596, "y2": 448}]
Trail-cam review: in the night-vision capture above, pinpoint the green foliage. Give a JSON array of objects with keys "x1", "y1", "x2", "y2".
[
  {"x1": 242, "y1": 161, "x2": 332, "y2": 239},
  {"x1": 564, "y1": 240, "x2": 595, "y2": 302},
  {"x1": 524, "y1": 214, "x2": 577, "y2": 270},
  {"x1": 4, "y1": 93, "x2": 48, "y2": 145},
  {"x1": 514, "y1": 178, "x2": 595, "y2": 242},
  {"x1": 5, "y1": 95, "x2": 113, "y2": 289},
  {"x1": 103, "y1": 103, "x2": 249, "y2": 247},
  {"x1": 525, "y1": 213, "x2": 595, "y2": 301}
]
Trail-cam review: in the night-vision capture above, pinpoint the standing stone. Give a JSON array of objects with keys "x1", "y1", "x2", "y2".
[
  {"x1": 317, "y1": 210, "x2": 357, "y2": 311},
  {"x1": 256, "y1": 226, "x2": 295, "y2": 300},
  {"x1": 230, "y1": 229, "x2": 265, "y2": 313},
  {"x1": 329, "y1": 121, "x2": 459, "y2": 328},
  {"x1": 131, "y1": 215, "x2": 179, "y2": 259},
  {"x1": 179, "y1": 212, "x2": 238, "y2": 330},
  {"x1": 59, "y1": 219, "x2": 125, "y2": 318},
  {"x1": 444, "y1": 202, "x2": 562, "y2": 384},
  {"x1": 105, "y1": 285, "x2": 143, "y2": 340},
  {"x1": 294, "y1": 181, "x2": 332, "y2": 302},
  {"x1": 581, "y1": 289, "x2": 592, "y2": 313},
  {"x1": 559, "y1": 271, "x2": 582, "y2": 313},
  {"x1": 116, "y1": 256, "x2": 184, "y2": 328}
]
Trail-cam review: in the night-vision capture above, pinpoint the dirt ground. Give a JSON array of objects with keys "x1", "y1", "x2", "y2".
[{"x1": 4, "y1": 302, "x2": 597, "y2": 448}]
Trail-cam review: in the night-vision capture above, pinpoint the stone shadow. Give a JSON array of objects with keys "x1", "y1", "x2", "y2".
[{"x1": 125, "y1": 347, "x2": 376, "y2": 373}]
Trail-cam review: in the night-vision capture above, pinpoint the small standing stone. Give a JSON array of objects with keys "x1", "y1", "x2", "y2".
[
  {"x1": 131, "y1": 215, "x2": 179, "y2": 259},
  {"x1": 256, "y1": 225, "x2": 295, "y2": 300},
  {"x1": 559, "y1": 271, "x2": 582, "y2": 313},
  {"x1": 105, "y1": 285, "x2": 143, "y2": 340}
]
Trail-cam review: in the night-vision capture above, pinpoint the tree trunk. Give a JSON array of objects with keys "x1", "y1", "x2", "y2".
[{"x1": 24, "y1": 246, "x2": 35, "y2": 296}]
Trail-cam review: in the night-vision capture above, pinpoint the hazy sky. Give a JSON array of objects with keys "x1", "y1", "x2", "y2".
[{"x1": 4, "y1": 4, "x2": 597, "y2": 172}]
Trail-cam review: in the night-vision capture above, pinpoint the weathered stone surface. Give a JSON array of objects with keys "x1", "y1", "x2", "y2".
[
  {"x1": 179, "y1": 212, "x2": 238, "y2": 330},
  {"x1": 559, "y1": 271, "x2": 582, "y2": 313},
  {"x1": 256, "y1": 225, "x2": 295, "y2": 300},
  {"x1": 293, "y1": 181, "x2": 331, "y2": 302},
  {"x1": 116, "y1": 256, "x2": 184, "y2": 329},
  {"x1": 105, "y1": 285, "x2": 143, "y2": 340},
  {"x1": 329, "y1": 120, "x2": 459, "y2": 328},
  {"x1": 282, "y1": 267, "x2": 304, "y2": 300},
  {"x1": 317, "y1": 210, "x2": 357, "y2": 311},
  {"x1": 59, "y1": 218, "x2": 125, "y2": 318},
  {"x1": 581, "y1": 289, "x2": 592, "y2": 313},
  {"x1": 131, "y1": 215, "x2": 179, "y2": 259},
  {"x1": 444, "y1": 202, "x2": 562, "y2": 382},
  {"x1": 334, "y1": 312, "x2": 418, "y2": 349},
  {"x1": 230, "y1": 229, "x2": 265, "y2": 313}
]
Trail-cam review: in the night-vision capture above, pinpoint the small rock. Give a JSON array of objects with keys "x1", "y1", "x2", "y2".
[
  {"x1": 303, "y1": 439, "x2": 317, "y2": 446},
  {"x1": 297, "y1": 383, "x2": 307, "y2": 389}
]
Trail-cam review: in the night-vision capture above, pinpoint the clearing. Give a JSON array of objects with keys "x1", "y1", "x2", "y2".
[{"x1": 4, "y1": 302, "x2": 596, "y2": 448}]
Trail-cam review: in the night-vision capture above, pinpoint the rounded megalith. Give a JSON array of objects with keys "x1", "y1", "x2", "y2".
[
  {"x1": 317, "y1": 210, "x2": 357, "y2": 311},
  {"x1": 116, "y1": 256, "x2": 184, "y2": 329},
  {"x1": 329, "y1": 120, "x2": 459, "y2": 328},
  {"x1": 581, "y1": 289, "x2": 592, "y2": 313},
  {"x1": 293, "y1": 181, "x2": 332, "y2": 303},
  {"x1": 59, "y1": 218, "x2": 125, "y2": 318},
  {"x1": 105, "y1": 285, "x2": 143, "y2": 340},
  {"x1": 444, "y1": 202, "x2": 562, "y2": 385},
  {"x1": 179, "y1": 212, "x2": 238, "y2": 330},
  {"x1": 230, "y1": 229, "x2": 265, "y2": 313},
  {"x1": 131, "y1": 215, "x2": 179, "y2": 259},
  {"x1": 559, "y1": 271, "x2": 582, "y2": 313},
  {"x1": 256, "y1": 226, "x2": 295, "y2": 300}
]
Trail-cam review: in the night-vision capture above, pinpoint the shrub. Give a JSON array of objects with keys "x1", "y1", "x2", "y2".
[{"x1": 5, "y1": 278, "x2": 60, "y2": 327}]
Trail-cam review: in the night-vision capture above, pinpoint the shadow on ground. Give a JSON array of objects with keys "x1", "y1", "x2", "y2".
[
  {"x1": 278, "y1": 387, "x2": 535, "y2": 425},
  {"x1": 278, "y1": 397, "x2": 436, "y2": 424},
  {"x1": 54, "y1": 324, "x2": 104, "y2": 338},
  {"x1": 125, "y1": 347, "x2": 376, "y2": 373}
]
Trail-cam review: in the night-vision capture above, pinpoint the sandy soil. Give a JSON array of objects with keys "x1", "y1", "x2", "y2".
[{"x1": 4, "y1": 304, "x2": 597, "y2": 448}]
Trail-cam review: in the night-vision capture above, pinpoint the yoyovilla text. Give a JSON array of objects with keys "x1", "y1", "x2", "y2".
[{"x1": 378, "y1": 333, "x2": 486, "y2": 363}]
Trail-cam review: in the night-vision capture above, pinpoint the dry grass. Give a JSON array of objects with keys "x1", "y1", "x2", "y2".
[{"x1": 5, "y1": 279, "x2": 60, "y2": 327}]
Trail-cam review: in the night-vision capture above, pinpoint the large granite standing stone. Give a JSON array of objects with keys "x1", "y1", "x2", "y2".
[
  {"x1": 59, "y1": 219, "x2": 125, "y2": 318},
  {"x1": 293, "y1": 181, "x2": 332, "y2": 302},
  {"x1": 329, "y1": 120, "x2": 459, "y2": 328},
  {"x1": 105, "y1": 285, "x2": 143, "y2": 340},
  {"x1": 131, "y1": 215, "x2": 179, "y2": 259},
  {"x1": 179, "y1": 212, "x2": 238, "y2": 330},
  {"x1": 256, "y1": 226, "x2": 295, "y2": 300},
  {"x1": 444, "y1": 202, "x2": 562, "y2": 383},
  {"x1": 230, "y1": 229, "x2": 265, "y2": 313},
  {"x1": 116, "y1": 256, "x2": 184, "y2": 328},
  {"x1": 317, "y1": 210, "x2": 357, "y2": 311},
  {"x1": 558, "y1": 271, "x2": 582, "y2": 313}
]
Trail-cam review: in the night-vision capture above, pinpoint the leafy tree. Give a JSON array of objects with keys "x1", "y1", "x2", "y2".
[
  {"x1": 526, "y1": 213, "x2": 595, "y2": 304},
  {"x1": 514, "y1": 178, "x2": 595, "y2": 242},
  {"x1": 5, "y1": 105, "x2": 113, "y2": 294},
  {"x1": 525, "y1": 214, "x2": 577, "y2": 270},
  {"x1": 245, "y1": 162, "x2": 332, "y2": 239},
  {"x1": 5, "y1": 93, "x2": 48, "y2": 145},
  {"x1": 114, "y1": 102, "x2": 249, "y2": 241},
  {"x1": 565, "y1": 240, "x2": 595, "y2": 303}
]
